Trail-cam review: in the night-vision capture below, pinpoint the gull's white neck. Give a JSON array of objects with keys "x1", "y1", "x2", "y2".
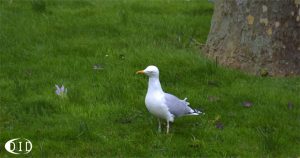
[{"x1": 147, "y1": 76, "x2": 163, "y2": 94}]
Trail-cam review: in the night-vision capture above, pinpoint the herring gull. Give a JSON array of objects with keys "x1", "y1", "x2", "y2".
[{"x1": 136, "y1": 65, "x2": 204, "y2": 133}]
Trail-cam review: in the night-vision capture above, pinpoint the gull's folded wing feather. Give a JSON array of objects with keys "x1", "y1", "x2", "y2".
[{"x1": 164, "y1": 93, "x2": 193, "y2": 117}]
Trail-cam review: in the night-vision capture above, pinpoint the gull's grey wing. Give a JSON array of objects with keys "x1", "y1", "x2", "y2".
[{"x1": 164, "y1": 93, "x2": 193, "y2": 117}]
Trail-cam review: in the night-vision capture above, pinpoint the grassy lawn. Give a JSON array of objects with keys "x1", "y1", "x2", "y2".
[{"x1": 0, "y1": 0, "x2": 299, "y2": 157}]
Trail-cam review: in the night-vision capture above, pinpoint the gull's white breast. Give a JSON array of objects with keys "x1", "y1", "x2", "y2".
[{"x1": 145, "y1": 92, "x2": 171, "y2": 120}]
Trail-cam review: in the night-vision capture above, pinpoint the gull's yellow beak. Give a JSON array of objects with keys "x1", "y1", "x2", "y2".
[{"x1": 136, "y1": 70, "x2": 144, "y2": 74}]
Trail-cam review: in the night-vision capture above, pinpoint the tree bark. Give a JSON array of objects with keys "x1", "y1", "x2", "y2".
[{"x1": 204, "y1": 0, "x2": 300, "y2": 76}]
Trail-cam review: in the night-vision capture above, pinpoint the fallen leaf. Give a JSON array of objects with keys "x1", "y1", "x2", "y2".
[
  {"x1": 215, "y1": 121, "x2": 224, "y2": 130},
  {"x1": 260, "y1": 68, "x2": 269, "y2": 77},
  {"x1": 288, "y1": 102, "x2": 293, "y2": 110},
  {"x1": 93, "y1": 64, "x2": 104, "y2": 70},
  {"x1": 208, "y1": 96, "x2": 220, "y2": 102},
  {"x1": 242, "y1": 101, "x2": 253, "y2": 107}
]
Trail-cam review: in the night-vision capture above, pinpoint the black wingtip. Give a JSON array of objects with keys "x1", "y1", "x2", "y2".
[{"x1": 194, "y1": 109, "x2": 205, "y2": 115}]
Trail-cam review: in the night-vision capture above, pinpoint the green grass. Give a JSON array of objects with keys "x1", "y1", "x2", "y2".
[{"x1": 0, "y1": 0, "x2": 299, "y2": 157}]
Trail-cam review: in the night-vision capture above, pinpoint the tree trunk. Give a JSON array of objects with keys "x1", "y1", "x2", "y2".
[{"x1": 204, "y1": 0, "x2": 300, "y2": 76}]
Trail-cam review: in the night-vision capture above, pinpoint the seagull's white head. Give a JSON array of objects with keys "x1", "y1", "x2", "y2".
[{"x1": 136, "y1": 65, "x2": 159, "y2": 78}]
